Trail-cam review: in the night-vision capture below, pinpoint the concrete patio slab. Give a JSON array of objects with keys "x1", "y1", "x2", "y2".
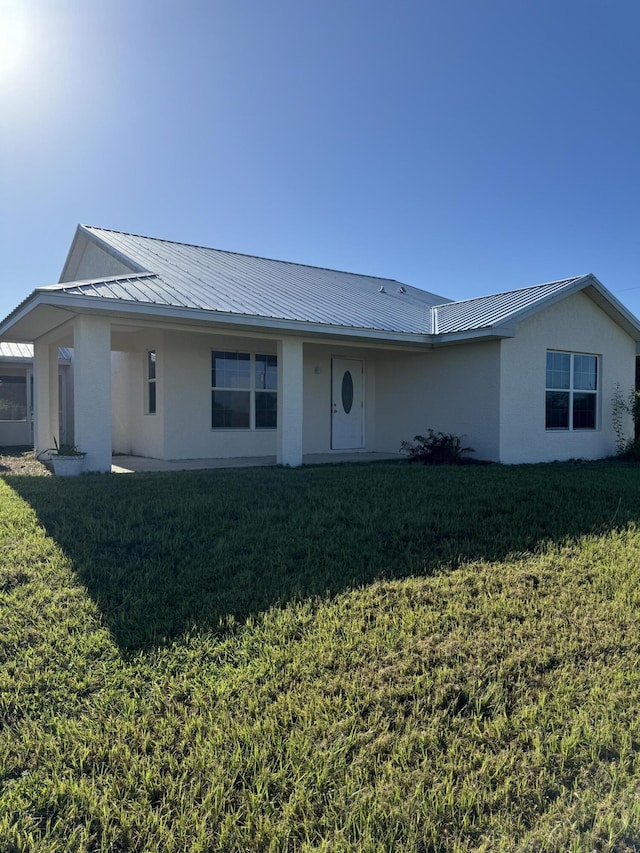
[{"x1": 111, "y1": 452, "x2": 403, "y2": 474}]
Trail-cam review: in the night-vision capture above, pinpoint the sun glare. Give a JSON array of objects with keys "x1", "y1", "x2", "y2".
[{"x1": 0, "y1": 0, "x2": 28, "y2": 84}]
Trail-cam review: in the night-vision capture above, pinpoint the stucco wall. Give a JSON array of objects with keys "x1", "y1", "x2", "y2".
[
  {"x1": 499, "y1": 291, "x2": 636, "y2": 463},
  {"x1": 373, "y1": 341, "x2": 501, "y2": 460},
  {"x1": 69, "y1": 239, "x2": 136, "y2": 282},
  {"x1": 161, "y1": 331, "x2": 279, "y2": 460},
  {"x1": 112, "y1": 332, "x2": 384, "y2": 459},
  {"x1": 112, "y1": 337, "x2": 164, "y2": 459}
]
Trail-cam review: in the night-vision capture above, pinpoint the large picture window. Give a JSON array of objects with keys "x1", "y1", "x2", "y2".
[
  {"x1": 0, "y1": 374, "x2": 27, "y2": 422},
  {"x1": 212, "y1": 351, "x2": 277, "y2": 430},
  {"x1": 545, "y1": 351, "x2": 598, "y2": 430}
]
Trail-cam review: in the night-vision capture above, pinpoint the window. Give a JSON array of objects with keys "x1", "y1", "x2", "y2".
[
  {"x1": 0, "y1": 374, "x2": 27, "y2": 421},
  {"x1": 212, "y1": 351, "x2": 277, "y2": 429},
  {"x1": 147, "y1": 350, "x2": 157, "y2": 414},
  {"x1": 545, "y1": 351, "x2": 598, "y2": 430},
  {"x1": 255, "y1": 354, "x2": 277, "y2": 429}
]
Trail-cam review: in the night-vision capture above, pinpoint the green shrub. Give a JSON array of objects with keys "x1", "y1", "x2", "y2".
[
  {"x1": 400, "y1": 428, "x2": 474, "y2": 465},
  {"x1": 611, "y1": 383, "x2": 640, "y2": 455}
]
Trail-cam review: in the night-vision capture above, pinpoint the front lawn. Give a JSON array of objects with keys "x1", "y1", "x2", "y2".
[{"x1": 1, "y1": 462, "x2": 640, "y2": 850}]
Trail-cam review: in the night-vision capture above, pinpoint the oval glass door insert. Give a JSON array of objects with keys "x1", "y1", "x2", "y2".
[{"x1": 341, "y1": 370, "x2": 354, "y2": 414}]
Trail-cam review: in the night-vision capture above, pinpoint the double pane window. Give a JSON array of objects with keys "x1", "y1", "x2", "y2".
[
  {"x1": 545, "y1": 351, "x2": 598, "y2": 430},
  {"x1": 212, "y1": 351, "x2": 277, "y2": 429}
]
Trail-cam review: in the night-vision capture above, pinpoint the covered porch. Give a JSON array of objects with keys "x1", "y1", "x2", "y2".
[{"x1": 27, "y1": 313, "x2": 414, "y2": 473}]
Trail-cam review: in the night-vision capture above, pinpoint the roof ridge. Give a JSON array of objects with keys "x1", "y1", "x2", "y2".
[
  {"x1": 435, "y1": 276, "x2": 587, "y2": 309},
  {"x1": 82, "y1": 225, "x2": 421, "y2": 289}
]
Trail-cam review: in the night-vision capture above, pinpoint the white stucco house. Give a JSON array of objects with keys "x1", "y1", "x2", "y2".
[{"x1": 0, "y1": 224, "x2": 639, "y2": 472}]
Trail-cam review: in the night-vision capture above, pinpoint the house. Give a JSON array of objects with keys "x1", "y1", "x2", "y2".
[
  {"x1": 0, "y1": 342, "x2": 73, "y2": 448},
  {"x1": 0, "y1": 224, "x2": 638, "y2": 472}
]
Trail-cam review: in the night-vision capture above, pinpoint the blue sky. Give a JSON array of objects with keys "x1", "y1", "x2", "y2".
[{"x1": 1, "y1": 0, "x2": 639, "y2": 323}]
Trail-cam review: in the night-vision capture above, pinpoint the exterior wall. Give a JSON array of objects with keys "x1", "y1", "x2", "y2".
[
  {"x1": 66, "y1": 239, "x2": 136, "y2": 282},
  {"x1": 103, "y1": 292, "x2": 638, "y2": 465},
  {"x1": 499, "y1": 291, "x2": 636, "y2": 463},
  {"x1": 153, "y1": 331, "x2": 279, "y2": 460},
  {"x1": 112, "y1": 338, "x2": 164, "y2": 458},
  {"x1": 111, "y1": 331, "x2": 501, "y2": 461},
  {"x1": 373, "y1": 341, "x2": 501, "y2": 460}
]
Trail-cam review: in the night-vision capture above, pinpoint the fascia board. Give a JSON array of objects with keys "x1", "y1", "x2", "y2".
[
  {"x1": 0, "y1": 291, "x2": 46, "y2": 337},
  {"x1": 476, "y1": 276, "x2": 592, "y2": 331},
  {"x1": 583, "y1": 277, "x2": 640, "y2": 340},
  {"x1": 58, "y1": 226, "x2": 87, "y2": 283},
  {"x1": 429, "y1": 326, "x2": 516, "y2": 345}
]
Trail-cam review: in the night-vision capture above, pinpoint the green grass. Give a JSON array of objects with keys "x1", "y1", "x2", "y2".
[{"x1": 2, "y1": 461, "x2": 640, "y2": 850}]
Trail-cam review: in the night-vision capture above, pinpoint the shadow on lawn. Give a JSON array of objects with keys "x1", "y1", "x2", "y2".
[{"x1": 8, "y1": 461, "x2": 640, "y2": 652}]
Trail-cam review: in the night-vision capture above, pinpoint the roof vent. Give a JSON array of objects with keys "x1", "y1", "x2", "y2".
[
  {"x1": 378, "y1": 286, "x2": 385, "y2": 293},
  {"x1": 398, "y1": 286, "x2": 406, "y2": 294}
]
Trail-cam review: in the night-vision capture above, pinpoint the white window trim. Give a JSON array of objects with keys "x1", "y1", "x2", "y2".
[
  {"x1": 211, "y1": 350, "x2": 277, "y2": 431},
  {"x1": 545, "y1": 350, "x2": 599, "y2": 431}
]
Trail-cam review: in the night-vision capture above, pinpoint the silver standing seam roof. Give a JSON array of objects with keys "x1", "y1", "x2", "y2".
[
  {"x1": 9, "y1": 224, "x2": 632, "y2": 341},
  {"x1": 0, "y1": 342, "x2": 72, "y2": 361},
  {"x1": 51, "y1": 226, "x2": 451, "y2": 336}
]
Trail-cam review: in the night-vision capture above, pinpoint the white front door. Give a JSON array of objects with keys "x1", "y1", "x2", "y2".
[{"x1": 331, "y1": 358, "x2": 364, "y2": 450}]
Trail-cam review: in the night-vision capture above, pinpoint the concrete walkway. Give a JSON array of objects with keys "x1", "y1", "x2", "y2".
[{"x1": 111, "y1": 451, "x2": 403, "y2": 474}]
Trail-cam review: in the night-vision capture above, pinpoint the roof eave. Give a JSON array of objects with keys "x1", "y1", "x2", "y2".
[
  {"x1": 582, "y1": 276, "x2": 640, "y2": 341},
  {"x1": 430, "y1": 326, "x2": 516, "y2": 345},
  {"x1": 1, "y1": 290, "x2": 434, "y2": 346},
  {"x1": 484, "y1": 274, "x2": 640, "y2": 341}
]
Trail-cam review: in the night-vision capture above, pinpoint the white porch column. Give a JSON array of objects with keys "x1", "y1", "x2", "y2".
[
  {"x1": 277, "y1": 338, "x2": 304, "y2": 467},
  {"x1": 33, "y1": 341, "x2": 59, "y2": 457},
  {"x1": 73, "y1": 315, "x2": 112, "y2": 472}
]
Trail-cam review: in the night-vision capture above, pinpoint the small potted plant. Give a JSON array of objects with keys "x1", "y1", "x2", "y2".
[{"x1": 50, "y1": 437, "x2": 86, "y2": 477}]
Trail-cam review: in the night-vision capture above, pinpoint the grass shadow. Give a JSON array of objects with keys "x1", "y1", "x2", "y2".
[{"x1": 7, "y1": 460, "x2": 640, "y2": 652}]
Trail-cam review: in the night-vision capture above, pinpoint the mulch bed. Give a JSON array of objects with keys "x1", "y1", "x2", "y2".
[{"x1": 0, "y1": 448, "x2": 52, "y2": 477}]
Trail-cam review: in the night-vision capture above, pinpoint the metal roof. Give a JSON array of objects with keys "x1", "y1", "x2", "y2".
[
  {"x1": 432, "y1": 277, "x2": 587, "y2": 334},
  {"x1": 10, "y1": 226, "x2": 632, "y2": 343},
  {"x1": 0, "y1": 342, "x2": 72, "y2": 360},
  {"x1": 0, "y1": 342, "x2": 34, "y2": 359},
  {"x1": 57, "y1": 226, "x2": 450, "y2": 335}
]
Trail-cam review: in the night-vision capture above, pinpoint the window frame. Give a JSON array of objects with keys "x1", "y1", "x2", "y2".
[
  {"x1": 0, "y1": 372, "x2": 28, "y2": 422},
  {"x1": 146, "y1": 350, "x2": 157, "y2": 415},
  {"x1": 211, "y1": 350, "x2": 278, "y2": 431},
  {"x1": 545, "y1": 350, "x2": 599, "y2": 431}
]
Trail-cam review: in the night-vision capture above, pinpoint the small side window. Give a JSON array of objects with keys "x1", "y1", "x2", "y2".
[{"x1": 147, "y1": 350, "x2": 157, "y2": 415}]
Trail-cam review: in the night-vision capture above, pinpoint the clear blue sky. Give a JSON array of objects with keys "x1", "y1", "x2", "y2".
[{"x1": 2, "y1": 0, "x2": 640, "y2": 323}]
